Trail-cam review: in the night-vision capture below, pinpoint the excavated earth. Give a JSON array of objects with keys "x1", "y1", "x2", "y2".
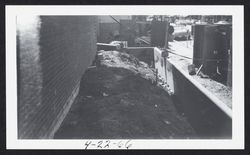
[{"x1": 54, "y1": 51, "x2": 196, "y2": 139}]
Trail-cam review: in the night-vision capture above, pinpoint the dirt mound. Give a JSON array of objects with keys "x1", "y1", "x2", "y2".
[
  {"x1": 98, "y1": 50, "x2": 156, "y2": 82},
  {"x1": 54, "y1": 51, "x2": 196, "y2": 139}
]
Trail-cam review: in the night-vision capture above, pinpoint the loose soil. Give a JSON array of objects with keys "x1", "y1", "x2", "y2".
[{"x1": 54, "y1": 51, "x2": 196, "y2": 139}]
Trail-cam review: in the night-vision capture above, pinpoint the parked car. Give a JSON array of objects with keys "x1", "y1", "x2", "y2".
[
  {"x1": 214, "y1": 20, "x2": 230, "y2": 25},
  {"x1": 171, "y1": 23, "x2": 191, "y2": 40}
]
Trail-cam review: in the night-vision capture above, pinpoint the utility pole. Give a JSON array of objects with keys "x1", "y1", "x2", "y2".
[{"x1": 201, "y1": 15, "x2": 205, "y2": 23}]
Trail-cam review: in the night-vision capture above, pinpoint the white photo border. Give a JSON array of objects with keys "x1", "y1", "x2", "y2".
[{"x1": 6, "y1": 5, "x2": 244, "y2": 149}]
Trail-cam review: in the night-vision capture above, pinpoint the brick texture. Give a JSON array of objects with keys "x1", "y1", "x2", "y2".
[{"x1": 17, "y1": 16, "x2": 98, "y2": 139}]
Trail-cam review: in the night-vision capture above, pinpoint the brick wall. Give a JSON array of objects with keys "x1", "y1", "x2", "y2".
[{"x1": 17, "y1": 16, "x2": 98, "y2": 139}]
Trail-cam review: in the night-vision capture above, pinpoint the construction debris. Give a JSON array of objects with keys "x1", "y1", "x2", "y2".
[{"x1": 188, "y1": 64, "x2": 196, "y2": 75}]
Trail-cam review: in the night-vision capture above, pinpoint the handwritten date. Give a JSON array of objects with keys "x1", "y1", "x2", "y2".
[{"x1": 84, "y1": 140, "x2": 132, "y2": 149}]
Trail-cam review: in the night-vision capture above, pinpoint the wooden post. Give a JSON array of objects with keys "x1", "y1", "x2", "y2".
[
  {"x1": 155, "y1": 68, "x2": 158, "y2": 85},
  {"x1": 164, "y1": 22, "x2": 169, "y2": 49}
]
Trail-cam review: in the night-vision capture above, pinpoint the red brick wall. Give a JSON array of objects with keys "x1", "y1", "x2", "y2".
[{"x1": 17, "y1": 16, "x2": 98, "y2": 139}]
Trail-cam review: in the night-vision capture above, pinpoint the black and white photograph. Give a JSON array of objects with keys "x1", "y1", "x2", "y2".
[{"x1": 6, "y1": 5, "x2": 244, "y2": 149}]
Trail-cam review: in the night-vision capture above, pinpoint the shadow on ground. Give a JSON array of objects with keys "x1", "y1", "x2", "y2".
[{"x1": 54, "y1": 51, "x2": 196, "y2": 139}]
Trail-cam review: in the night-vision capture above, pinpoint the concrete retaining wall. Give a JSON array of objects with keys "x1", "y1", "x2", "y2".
[
  {"x1": 171, "y1": 66, "x2": 232, "y2": 138},
  {"x1": 131, "y1": 47, "x2": 232, "y2": 138}
]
